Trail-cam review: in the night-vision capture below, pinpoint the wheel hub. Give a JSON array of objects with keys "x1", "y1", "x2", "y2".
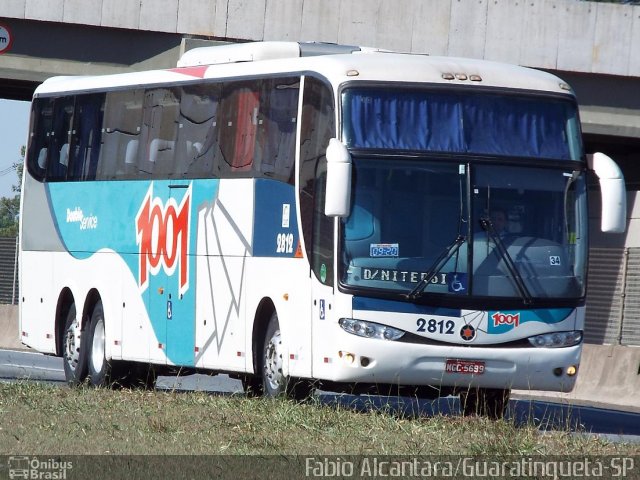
[
  {"x1": 64, "y1": 320, "x2": 81, "y2": 369},
  {"x1": 91, "y1": 318, "x2": 105, "y2": 373},
  {"x1": 264, "y1": 330, "x2": 284, "y2": 392}
]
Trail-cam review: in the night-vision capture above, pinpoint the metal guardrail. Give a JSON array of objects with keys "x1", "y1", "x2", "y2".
[
  {"x1": 586, "y1": 247, "x2": 640, "y2": 346},
  {"x1": 0, "y1": 236, "x2": 18, "y2": 305}
]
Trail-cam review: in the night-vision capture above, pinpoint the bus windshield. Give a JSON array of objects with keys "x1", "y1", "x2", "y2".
[
  {"x1": 340, "y1": 158, "x2": 588, "y2": 302},
  {"x1": 342, "y1": 87, "x2": 582, "y2": 160},
  {"x1": 339, "y1": 87, "x2": 587, "y2": 303}
]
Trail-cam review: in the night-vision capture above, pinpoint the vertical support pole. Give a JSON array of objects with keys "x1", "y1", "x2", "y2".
[{"x1": 617, "y1": 247, "x2": 629, "y2": 345}]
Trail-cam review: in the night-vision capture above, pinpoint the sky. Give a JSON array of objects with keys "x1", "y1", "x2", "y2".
[{"x1": 0, "y1": 99, "x2": 30, "y2": 199}]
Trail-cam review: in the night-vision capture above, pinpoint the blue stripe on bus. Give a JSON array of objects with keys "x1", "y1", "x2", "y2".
[
  {"x1": 47, "y1": 179, "x2": 220, "y2": 367},
  {"x1": 352, "y1": 297, "x2": 462, "y2": 317},
  {"x1": 252, "y1": 179, "x2": 300, "y2": 258}
]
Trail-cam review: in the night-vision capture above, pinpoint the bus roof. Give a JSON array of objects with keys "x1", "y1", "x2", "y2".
[{"x1": 34, "y1": 41, "x2": 573, "y2": 98}]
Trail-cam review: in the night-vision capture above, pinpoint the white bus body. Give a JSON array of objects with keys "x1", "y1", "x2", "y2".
[{"x1": 19, "y1": 42, "x2": 625, "y2": 415}]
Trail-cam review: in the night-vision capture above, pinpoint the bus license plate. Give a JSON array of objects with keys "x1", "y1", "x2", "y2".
[{"x1": 445, "y1": 359, "x2": 485, "y2": 375}]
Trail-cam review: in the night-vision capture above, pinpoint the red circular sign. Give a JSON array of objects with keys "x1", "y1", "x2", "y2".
[{"x1": 0, "y1": 25, "x2": 13, "y2": 55}]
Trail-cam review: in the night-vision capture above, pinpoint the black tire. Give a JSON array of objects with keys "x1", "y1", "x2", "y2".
[
  {"x1": 260, "y1": 312, "x2": 313, "y2": 401},
  {"x1": 62, "y1": 303, "x2": 88, "y2": 385},
  {"x1": 460, "y1": 387, "x2": 510, "y2": 419},
  {"x1": 86, "y1": 301, "x2": 113, "y2": 387}
]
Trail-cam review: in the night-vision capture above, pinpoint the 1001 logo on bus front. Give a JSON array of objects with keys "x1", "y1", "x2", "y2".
[
  {"x1": 136, "y1": 183, "x2": 191, "y2": 295},
  {"x1": 492, "y1": 312, "x2": 520, "y2": 328}
]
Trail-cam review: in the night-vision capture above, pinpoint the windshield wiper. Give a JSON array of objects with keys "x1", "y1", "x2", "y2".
[
  {"x1": 479, "y1": 217, "x2": 533, "y2": 305},
  {"x1": 406, "y1": 235, "x2": 466, "y2": 300}
]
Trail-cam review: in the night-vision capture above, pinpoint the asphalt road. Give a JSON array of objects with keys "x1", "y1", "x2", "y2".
[{"x1": 1, "y1": 348, "x2": 639, "y2": 442}]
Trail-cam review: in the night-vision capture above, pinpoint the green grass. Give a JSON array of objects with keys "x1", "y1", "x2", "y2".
[{"x1": 0, "y1": 381, "x2": 635, "y2": 455}]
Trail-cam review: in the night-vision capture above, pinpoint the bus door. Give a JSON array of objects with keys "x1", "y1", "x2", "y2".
[
  {"x1": 298, "y1": 75, "x2": 337, "y2": 377},
  {"x1": 137, "y1": 179, "x2": 194, "y2": 367},
  {"x1": 309, "y1": 160, "x2": 337, "y2": 376},
  {"x1": 165, "y1": 181, "x2": 194, "y2": 367}
]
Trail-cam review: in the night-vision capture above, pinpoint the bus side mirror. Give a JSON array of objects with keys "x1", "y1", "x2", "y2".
[
  {"x1": 587, "y1": 152, "x2": 627, "y2": 233},
  {"x1": 324, "y1": 138, "x2": 352, "y2": 217}
]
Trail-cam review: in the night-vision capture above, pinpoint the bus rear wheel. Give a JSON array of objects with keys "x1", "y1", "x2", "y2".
[
  {"x1": 62, "y1": 303, "x2": 87, "y2": 385},
  {"x1": 86, "y1": 301, "x2": 113, "y2": 387},
  {"x1": 460, "y1": 387, "x2": 510, "y2": 419}
]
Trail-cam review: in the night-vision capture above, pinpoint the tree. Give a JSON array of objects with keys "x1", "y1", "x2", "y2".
[
  {"x1": 0, "y1": 196, "x2": 19, "y2": 237},
  {"x1": 0, "y1": 146, "x2": 24, "y2": 237},
  {"x1": 12, "y1": 146, "x2": 24, "y2": 194}
]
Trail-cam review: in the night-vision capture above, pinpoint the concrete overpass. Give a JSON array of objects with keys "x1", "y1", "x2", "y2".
[
  {"x1": 1, "y1": 0, "x2": 639, "y2": 139},
  {"x1": 3, "y1": 1, "x2": 639, "y2": 231}
]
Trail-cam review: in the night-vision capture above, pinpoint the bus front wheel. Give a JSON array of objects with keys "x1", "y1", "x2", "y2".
[
  {"x1": 86, "y1": 301, "x2": 113, "y2": 387},
  {"x1": 62, "y1": 303, "x2": 87, "y2": 385},
  {"x1": 262, "y1": 312, "x2": 286, "y2": 397},
  {"x1": 260, "y1": 312, "x2": 313, "y2": 400}
]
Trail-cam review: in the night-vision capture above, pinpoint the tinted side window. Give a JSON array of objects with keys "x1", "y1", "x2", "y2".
[
  {"x1": 26, "y1": 97, "x2": 53, "y2": 181},
  {"x1": 255, "y1": 78, "x2": 299, "y2": 184},
  {"x1": 298, "y1": 76, "x2": 335, "y2": 282},
  {"x1": 68, "y1": 94, "x2": 105, "y2": 181},
  {"x1": 138, "y1": 87, "x2": 180, "y2": 178},
  {"x1": 312, "y1": 161, "x2": 334, "y2": 286},
  {"x1": 46, "y1": 97, "x2": 75, "y2": 181},
  {"x1": 217, "y1": 81, "x2": 260, "y2": 175},
  {"x1": 28, "y1": 94, "x2": 106, "y2": 182},
  {"x1": 96, "y1": 89, "x2": 143, "y2": 179},
  {"x1": 178, "y1": 84, "x2": 221, "y2": 178},
  {"x1": 26, "y1": 76, "x2": 302, "y2": 184}
]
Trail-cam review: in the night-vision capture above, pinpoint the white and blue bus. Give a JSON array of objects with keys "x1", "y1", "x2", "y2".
[{"x1": 19, "y1": 41, "x2": 626, "y2": 416}]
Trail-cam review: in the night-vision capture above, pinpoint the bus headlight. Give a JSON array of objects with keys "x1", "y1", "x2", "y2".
[
  {"x1": 528, "y1": 331, "x2": 582, "y2": 348},
  {"x1": 339, "y1": 318, "x2": 405, "y2": 341}
]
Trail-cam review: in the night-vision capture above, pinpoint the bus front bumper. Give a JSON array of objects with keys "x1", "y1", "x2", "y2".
[{"x1": 313, "y1": 332, "x2": 581, "y2": 393}]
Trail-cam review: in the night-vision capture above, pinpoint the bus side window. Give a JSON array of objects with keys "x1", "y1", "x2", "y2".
[
  {"x1": 178, "y1": 84, "x2": 220, "y2": 178},
  {"x1": 68, "y1": 93, "x2": 105, "y2": 181},
  {"x1": 139, "y1": 87, "x2": 179, "y2": 178},
  {"x1": 256, "y1": 78, "x2": 299, "y2": 184},
  {"x1": 97, "y1": 90, "x2": 143, "y2": 180},
  {"x1": 313, "y1": 161, "x2": 334, "y2": 285},
  {"x1": 46, "y1": 97, "x2": 75, "y2": 181},
  {"x1": 26, "y1": 98, "x2": 53, "y2": 181},
  {"x1": 217, "y1": 82, "x2": 260, "y2": 176},
  {"x1": 298, "y1": 76, "x2": 336, "y2": 284}
]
